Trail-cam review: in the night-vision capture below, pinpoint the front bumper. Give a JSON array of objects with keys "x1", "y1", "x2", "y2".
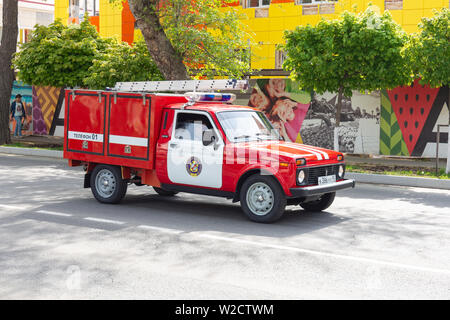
[{"x1": 289, "y1": 179, "x2": 355, "y2": 197}]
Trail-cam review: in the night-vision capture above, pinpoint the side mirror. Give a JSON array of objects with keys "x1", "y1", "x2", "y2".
[{"x1": 202, "y1": 129, "x2": 215, "y2": 146}]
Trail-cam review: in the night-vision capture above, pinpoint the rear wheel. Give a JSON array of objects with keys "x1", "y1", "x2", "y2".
[
  {"x1": 90, "y1": 165, "x2": 127, "y2": 204},
  {"x1": 300, "y1": 192, "x2": 335, "y2": 212},
  {"x1": 153, "y1": 187, "x2": 178, "y2": 197},
  {"x1": 240, "y1": 175, "x2": 286, "y2": 223}
]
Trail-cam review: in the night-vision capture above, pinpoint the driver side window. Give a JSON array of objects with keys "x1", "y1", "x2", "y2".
[{"x1": 174, "y1": 112, "x2": 214, "y2": 142}]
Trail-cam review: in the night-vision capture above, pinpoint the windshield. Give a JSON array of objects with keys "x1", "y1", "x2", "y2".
[{"x1": 217, "y1": 110, "x2": 281, "y2": 142}]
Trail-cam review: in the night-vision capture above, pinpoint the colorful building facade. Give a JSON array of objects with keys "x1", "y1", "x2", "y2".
[{"x1": 54, "y1": 0, "x2": 449, "y2": 71}]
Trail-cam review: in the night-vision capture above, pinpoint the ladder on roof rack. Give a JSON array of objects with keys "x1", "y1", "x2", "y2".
[{"x1": 112, "y1": 79, "x2": 249, "y2": 93}]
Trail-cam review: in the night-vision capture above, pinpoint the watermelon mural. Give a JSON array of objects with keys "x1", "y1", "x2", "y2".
[
  {"x1": 380, "y1": 90, "x2": 410, "y2": 156},
  {"x1": 383, "y1": 80, "x2": 449, "y2": 157}
]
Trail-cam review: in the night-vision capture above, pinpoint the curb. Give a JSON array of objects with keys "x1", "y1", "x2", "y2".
[
  {"x1": 346, "y1": 172, "x2": 450, "y2": 190},
  {"x1": 0, "y1": 146, "x2": 63, "y2": 159}
]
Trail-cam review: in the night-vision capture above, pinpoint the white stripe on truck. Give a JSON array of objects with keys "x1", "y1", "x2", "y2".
[{"x1": 109, "y1": 135, "x2": 148, "y2": 147}]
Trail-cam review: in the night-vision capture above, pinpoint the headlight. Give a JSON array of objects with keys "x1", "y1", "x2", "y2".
[
  {"x1": 338, "y1": 165, "x2": 344, "y2": 178},
  {"x1": 297, "y1": 170, "x2": 305, "y2": 184}
]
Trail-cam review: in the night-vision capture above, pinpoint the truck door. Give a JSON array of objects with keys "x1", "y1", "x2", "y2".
[{"x1": 167, "y1": 110, "x2": 224, "y2": 188}]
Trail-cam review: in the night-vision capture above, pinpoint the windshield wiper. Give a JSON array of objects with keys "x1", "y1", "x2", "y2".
[
  {"x1": 256, "y1": 133, "x2": 276, "y2": 140},
  {"x1": 233, "y1": 135, "x2": 251, "y2": 140}
]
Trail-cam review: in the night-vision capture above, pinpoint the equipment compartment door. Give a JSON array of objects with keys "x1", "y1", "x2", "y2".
[
  {"x1": 107, "y1": 94, "x2": 150, "y2": 160},
  {"x1": 66, "y1": 92, "x2": 106, "y2": 155}
]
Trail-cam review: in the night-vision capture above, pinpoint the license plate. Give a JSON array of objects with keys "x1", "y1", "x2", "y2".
[{"x1": 318, "y1": 175, "x2": 336, "y2": 185}]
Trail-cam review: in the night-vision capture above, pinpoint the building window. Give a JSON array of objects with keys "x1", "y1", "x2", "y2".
[
  {"x1": 295, "y1": 0, "x2": 337, "y2": 4},
  {"x1": 385, "y1": 0, "x2": 403, "y2": 10},
  {"x1": 275, "y1": 50, "x2": 287, "y2": 69},
  {"x1": 248, "y1": 0, "x2": 271, "y2": 8},
  {"x1": 69, "y1": 0, "x2": 99, "y2": 21},
  {"x1": 295, "y1": 0, "x2": 337, "y2": 15}
]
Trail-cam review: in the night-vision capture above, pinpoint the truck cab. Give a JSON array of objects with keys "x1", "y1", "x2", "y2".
[{"x1": 64, "y1": 80, "x2": 355, "y2": 223}]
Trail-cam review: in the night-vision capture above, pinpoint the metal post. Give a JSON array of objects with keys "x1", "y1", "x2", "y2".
[
  {"x1": 436, "y1": 125, "x2": 441, "y2": 175},
  {"x1": 436, "y1": 124, "x2": 448, "y2": 175},
  {"x1": 447, "y1": 125, "x2": 450, "y2": 174}
]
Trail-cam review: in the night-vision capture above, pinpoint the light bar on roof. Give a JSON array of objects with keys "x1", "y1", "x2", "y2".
[{"x1": 184, "y1": 92, "x2": 236, "y2": 104}]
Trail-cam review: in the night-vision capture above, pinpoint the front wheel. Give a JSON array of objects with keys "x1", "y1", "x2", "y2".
[
  {"x1": 240, "y1": 175, "x2": 286, "y2": 223},
  {"x1": 90, "y1": 165, "x2": 127, "y2": 204},
  {"x1": 300, "y1": 192, "x2": 335, "y2": 212}
]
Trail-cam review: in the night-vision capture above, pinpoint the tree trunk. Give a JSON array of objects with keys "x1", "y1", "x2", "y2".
[
  {"x1": 335, "y1": 86, "x2": 344, "y2": 127},
  {"x1": 0, "y1": 0, "x2": 18, "y2": 145},
  {"x1": 128, "y1": 0, "x2": 189, "y2": 80}
]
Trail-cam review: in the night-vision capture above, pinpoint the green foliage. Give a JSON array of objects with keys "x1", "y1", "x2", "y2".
[
  {"x1": 13, "y1": 18, "x2": 162, "y2": 89},
  {"x1": 408, "y1": 8, "x2": 450, "y2": 87},
  {"x1": 159, "y1": 0, "x2": 253, "y2": 78},
  {"x1": 108, "y1": 0, "x2": 254, "y2": 78},
  {"x1": 281, "y1": 7, "x2": 412, "y2": 97},
  {"x1": 13, "y1": 19, "x2": 105, "y2": 87},
  {"x1": 84, "y1": 39, "x2": 163, "y2": 89}
]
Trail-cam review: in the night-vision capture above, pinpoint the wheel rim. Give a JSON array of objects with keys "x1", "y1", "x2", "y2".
[
  {"x1": 95, "y1": 169, "x2": 116, "y2": 198},
  {"x1": 246, "y1": 182, "x2": 274, "y2": 216}
]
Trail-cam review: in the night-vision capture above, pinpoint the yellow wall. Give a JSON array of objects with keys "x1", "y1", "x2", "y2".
[
  {"x1": 233, "y1": 0, "x2": 449, "y2": 69},
  {"x1": 54, "y1": 0, "x2": 69, "y2": 25},
  {"x1": 98, "y1": 0, "x2": 122, "y2": 40},
  {"x1": 54, "y1": 0, "x2": 449, "y2": 70}
]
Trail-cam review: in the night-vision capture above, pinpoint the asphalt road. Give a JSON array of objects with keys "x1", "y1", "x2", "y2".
[{"x1": 0, "y1": 153, "x2": 449, "y2": 299}]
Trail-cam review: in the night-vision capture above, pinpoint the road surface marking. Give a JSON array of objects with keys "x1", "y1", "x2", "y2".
[
  {"x1": 84, "y1": 217, "x2": 126, "y2": 225},
  {"x1": 0, "y1": 204, "x2": 26, "y2": 210},
  {"x1": 194, "y1": 233, "x2": 450, "y2": 275},
  {"x1": 137, "y1": 225, "x2": 183, "y2": 234},
  {"x1": 36, "y1": 210, "x2": 73, "y2": 217}
]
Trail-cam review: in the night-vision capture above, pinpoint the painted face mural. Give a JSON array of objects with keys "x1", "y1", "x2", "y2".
[
  {"x1": 186, "y1": 157, "x2": 202, "y2": 177},
  {"x1": 248, "y1": 79, "x2": 311, "y2": 143}
]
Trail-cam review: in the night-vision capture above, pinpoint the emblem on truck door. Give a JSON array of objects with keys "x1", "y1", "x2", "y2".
[
  {"x1": 124, "y1": 145, "x2": 131, "y2": 154},
  {"x1": 82, "y1": 141, "x2": 88, "y2": 149},
  {"x1": 186, "y1": 157, "x2": 202, "y2": 177}
]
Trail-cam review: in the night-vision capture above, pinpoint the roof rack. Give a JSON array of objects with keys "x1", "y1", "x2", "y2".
[{"x1": 112, "y1": 79, "x2": 248, "y2": 93}]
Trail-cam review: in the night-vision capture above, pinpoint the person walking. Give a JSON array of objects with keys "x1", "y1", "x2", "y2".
[{"x1": 10, "y1": 94, "x2": 26, "y2": 138}]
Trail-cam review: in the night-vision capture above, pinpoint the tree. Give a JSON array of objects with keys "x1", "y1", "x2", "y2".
[
  {"x1": 13, "y1": 19, "x2": 162, "y2": 89},
  {"x1": 408, "y1": 8, "x2": 449, "y2": 122},
  {"x1": 84, "y1": 39, "x2": 163, "y2": 89},
  {"x1": 0, "y1": 0, "x2": 18, "y2": 145},
  {"x1": 281, "y1": 7, "x2": 411, "y2": 126},
  {"x1": 13, "y1": 19, "x2": 109, "y2": 88},
  {"x1": 127, "y1": 0, "x2": 252, "y2": 80}
]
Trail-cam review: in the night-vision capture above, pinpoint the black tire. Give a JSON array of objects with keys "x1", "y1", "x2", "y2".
[
  {"x1": 239, "y1": 174, "x2": 286, "y2": 223},
  {"x1": 300, "y1": 192, "x2": 335, "y2": 212},
  {"x1": 153, "y1": 186, "x2": 178, "y2": 197},
  {"x1": 90, "y1": 165, "x2": 127, "y2": 204}
]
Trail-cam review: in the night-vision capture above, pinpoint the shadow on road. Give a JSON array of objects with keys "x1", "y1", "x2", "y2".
[{"x1": 17, "y1": 191, "x2": 349, "y2": 239}]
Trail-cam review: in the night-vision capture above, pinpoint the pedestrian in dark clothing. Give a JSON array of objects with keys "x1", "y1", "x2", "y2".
[{"x1": 10, "y1": 94, "x2": 26, "y2": 137}]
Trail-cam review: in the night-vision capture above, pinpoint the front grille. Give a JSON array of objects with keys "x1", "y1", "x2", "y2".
[{"x1": 307, "y1": 165, "x2": 339, "y2": 185}]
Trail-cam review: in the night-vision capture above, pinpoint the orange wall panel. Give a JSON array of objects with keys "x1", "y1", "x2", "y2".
[{"x1": 122, "y1": 1, "x2": 136, "y2": 44}]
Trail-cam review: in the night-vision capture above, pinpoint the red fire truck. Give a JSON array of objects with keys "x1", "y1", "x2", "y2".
[{"x1": 64, "y1": 80, "x2": 355, "y2": 223}]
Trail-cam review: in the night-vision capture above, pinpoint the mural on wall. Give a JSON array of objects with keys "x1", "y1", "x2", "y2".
[
  {"x1": 25, "y1": 77, "x2": 447, "y2": 159},
  {"x1": 248, "y1": 79, "x2": 311, "y2": 143},
  {"x1": 10, "y1": 81, "x2": 33, "y2": 136},
  {"x1": 245, "y1": 79, "x2": 380, "y2": 154},
  {"x1": 32, "y1": 86, "x2": 64, "y2": 135},
  {"x1": 310, "y1": 91, "x2": 380, "y2": 154},
  {"x1": 381, "y1": 80, "x2": 449, "y2": 157}
]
